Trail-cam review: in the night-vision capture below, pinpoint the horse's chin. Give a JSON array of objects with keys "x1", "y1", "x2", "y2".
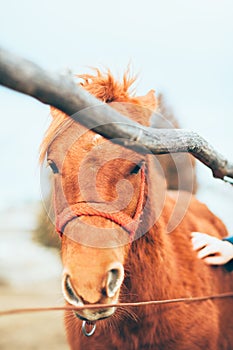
[{"x1": 74, "y1": 306, "x2": 116, "y2": 322}]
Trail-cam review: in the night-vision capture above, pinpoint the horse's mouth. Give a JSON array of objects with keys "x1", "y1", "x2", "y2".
[
  {"x1": 74, "y1": 313, "x2": 109, "y2": 321},
  {"x1": 74, "y1": 307, "x2": 116, "y2": 322}
]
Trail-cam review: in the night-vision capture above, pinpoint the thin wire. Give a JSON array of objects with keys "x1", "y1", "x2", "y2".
[{"x1": 0, "y1": 292, "x2": 232, "y2": 317}]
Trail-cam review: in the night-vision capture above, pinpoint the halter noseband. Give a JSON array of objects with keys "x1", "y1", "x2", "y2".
[{"x1": 55, "y1": 166, "x2": 146, "y2": 241}]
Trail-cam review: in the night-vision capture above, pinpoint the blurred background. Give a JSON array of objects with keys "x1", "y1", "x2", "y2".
[{"x1": 0, "y1": 0, "x2": 232, "y2": 349}]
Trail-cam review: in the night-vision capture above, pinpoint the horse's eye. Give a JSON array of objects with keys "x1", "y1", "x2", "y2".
[
  {"x1": 47, "y1": 159, "x2": 59, "y2": 174},
  {"x1": 130, "y1": 162, "x2": 143, "y2": 175}
]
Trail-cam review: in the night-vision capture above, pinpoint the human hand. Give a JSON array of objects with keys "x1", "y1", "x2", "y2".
[{"x1": 191, "y1": 232, "x2": 233, "y2": 265}]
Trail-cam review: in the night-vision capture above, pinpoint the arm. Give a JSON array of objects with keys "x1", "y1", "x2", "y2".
[
  {"x1": 191, "y1": 232, "x2": 233, "y2": 265},
  {"x1": 223, "y1": 236, "x2": 233, "y2": 245}
]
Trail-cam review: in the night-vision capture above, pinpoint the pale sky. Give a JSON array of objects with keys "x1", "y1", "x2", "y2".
[{"x1": 0, "y1": 0, "x2": 232, "y2": 228}]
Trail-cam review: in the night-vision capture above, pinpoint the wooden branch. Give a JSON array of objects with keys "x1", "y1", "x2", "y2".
[{"x1": 0, "y1": 47, "x2": 232, "y2": 182}]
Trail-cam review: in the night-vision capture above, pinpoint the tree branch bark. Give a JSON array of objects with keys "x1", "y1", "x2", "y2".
[{"x1": 0, "y1": 47, "x2": 232, "y2": 182}]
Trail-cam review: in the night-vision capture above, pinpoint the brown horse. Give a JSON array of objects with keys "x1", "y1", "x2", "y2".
[{"x1": 41, "y1": 70, "x2": 233, "y2": 349}]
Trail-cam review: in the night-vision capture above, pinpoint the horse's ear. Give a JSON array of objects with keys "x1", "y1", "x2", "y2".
[
  {"x1": 136, "y1": 90, "x2": 157, "y2": 111},
  {"x1": 50, "y1": 106, "x2": 68, "y2": 119}
]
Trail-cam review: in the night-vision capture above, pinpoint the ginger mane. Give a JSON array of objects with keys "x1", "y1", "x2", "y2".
[{"x1": 40, "y1": 68, "x2": 157, "y2": 162}]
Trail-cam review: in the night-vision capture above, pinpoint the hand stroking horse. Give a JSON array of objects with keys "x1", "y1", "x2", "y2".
[{"x1": 40, "y1": 69, "x2": 233, "y2": 350}]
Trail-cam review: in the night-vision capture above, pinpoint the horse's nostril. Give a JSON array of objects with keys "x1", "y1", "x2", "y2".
[
  {"x1": 63, "y1": 274, "x2": 80, "y2": 305},
  {"x1": 108, "y1": 269, "x2": 120, "y2": 291},
  {"x1": 106, "y1": 264, "x2": 124, "y2": 298}
]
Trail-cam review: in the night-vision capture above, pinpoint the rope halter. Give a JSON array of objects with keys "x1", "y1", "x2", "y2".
[{"x1": 56, "y1": 166, "x2": 146, "y2": 242}]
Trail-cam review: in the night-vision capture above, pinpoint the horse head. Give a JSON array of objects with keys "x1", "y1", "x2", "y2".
[{"x1": 42, "y1": 69, "x2": 160, "y2": 323}]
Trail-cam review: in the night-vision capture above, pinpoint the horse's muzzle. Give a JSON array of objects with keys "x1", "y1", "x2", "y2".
[
  {"x1": 74, "y1": 306, "x2": 116, "y2": 322},
  {"x1": 62, "y1": 273, "x2": 117, "y2": 322}
]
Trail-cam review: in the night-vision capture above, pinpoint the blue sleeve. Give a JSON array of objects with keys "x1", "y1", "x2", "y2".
[
  {"x1": 222, "y1": 236, "x2": 233, "y2": 272},
  {"x1": 223, "y1": 236, "x2": 233, "y2": 245}
]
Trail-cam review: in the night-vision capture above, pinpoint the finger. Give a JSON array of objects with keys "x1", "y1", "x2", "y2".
[
  {"x1": 191, "y1": 232, "x2": 217, "y2": 243},
  {"x1": 191, "y1": 233, "x2": 210, "y2": 251},
  {"x1": 191, "y1": 232, "x2": 209, "y2": 238},
  {"x1": 197, "y1": 245, "x2": 219, "y2": 259},
  {"x1": 191, "y1": 238, "x2": 208, "y2": 251},
  {"x1": 190, "y1": 232, "x2": 204, "y2": 239},
  {"x1": 203, "y1": 256, "x2": 227, "y2": 265},
  {"x1": 191, "y1": 232, "x2": 220, "y2": 251}
]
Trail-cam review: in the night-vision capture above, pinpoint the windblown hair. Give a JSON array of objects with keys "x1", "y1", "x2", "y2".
[
  {"x1": 40, "y1": 68, "x2": 157, "y2": 162},
  {"x1": 79, "y1": 68, "x2": 137, "y2": 103},
  {"x1": 78, "y1": 68, "x2": 157, "y2": 110}
]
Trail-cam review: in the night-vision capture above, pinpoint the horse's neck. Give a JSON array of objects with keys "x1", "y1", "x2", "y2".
[{"x1": 124, "y1": 222, "x2": 178, "y2": 303}]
